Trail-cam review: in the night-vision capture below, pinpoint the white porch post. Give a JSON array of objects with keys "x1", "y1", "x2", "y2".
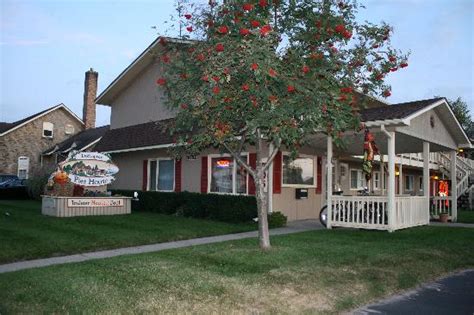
[
  {"x1": 450, "y1": 150, "x2": 458, "y2": 222},
  {"x1": 327, "y1": 136, "x2": 333, "y2": 229},
  {"x1": 387, "y1": 131, "x2": 396, "y2": 232},
  {"x1": 380, "y1": 155, "x2": 385, "y2": 195},
  {"x1": 268, "y1": 143, "x2": 274, "y2": 214},
  {"x1": 423, "y1": 142, "x2": 430, "y2": 223},
  {"x1": 398, "y1": 158, "x2": 403, "y2": 194}
]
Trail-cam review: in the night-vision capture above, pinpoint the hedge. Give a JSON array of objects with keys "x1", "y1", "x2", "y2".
[{"x1": 111, "y1": 190, "x2": 258, "y2": 223}]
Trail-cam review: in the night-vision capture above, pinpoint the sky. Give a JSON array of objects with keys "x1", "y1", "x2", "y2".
[{"x1": 0, "y1": 0, "x2": 473, "y2": 127}]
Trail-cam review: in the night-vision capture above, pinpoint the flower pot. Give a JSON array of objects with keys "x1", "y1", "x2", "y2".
[{"x1": 439, "y1": 213, "x2": 449, "y2": 223}]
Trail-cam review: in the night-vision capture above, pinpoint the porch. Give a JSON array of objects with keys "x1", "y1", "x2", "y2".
[{"x1": 306, "y1": 98, "x2": 472, "y2": 231}]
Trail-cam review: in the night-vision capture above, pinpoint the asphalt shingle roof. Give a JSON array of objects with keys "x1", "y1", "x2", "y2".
[
  {"x1": 94, "y1": 119, "x2": 174, "y2": 152},
  {"x1": 360, "y1": 97, "x2": 444, "y2": 122},
  {"x1": 94, "y1": 98, "x2": 445, "y2": 152},
  {"x1": 43, "y1": 125, "x2": 110, "y2": 154},
  {"x1": 0, "y1": 104, "x2": 65, "y2": 134}
]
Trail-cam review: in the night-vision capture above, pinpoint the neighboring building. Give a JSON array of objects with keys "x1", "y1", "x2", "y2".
[
  {"x1": 95, "y1": 37, "x2": 473, "y2": 222},
  {"x1": 42, "y1": 125, "x2": 110, "y2": 164},
  {"x1": 0, "y1": 68, "x2": 103, "y2": 179},
  {"x1": 0, "y1": 104, "x2": 84, "y2": 178}
]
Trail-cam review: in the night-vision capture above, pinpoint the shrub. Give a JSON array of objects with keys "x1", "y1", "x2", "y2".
[
  {"x1": 268, "y1": 211, "x2": 287, "y2": 228},
  {"x1": 25, "y1": 174, "x2": 50, "y2": 200},
  {"x1": 110, "y1": 190, "x2": 257, "y2": 223}
]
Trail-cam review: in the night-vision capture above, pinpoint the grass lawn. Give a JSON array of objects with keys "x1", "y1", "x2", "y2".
[
  {"x1": 458, "y1": 210, "x2": 474, "y2": 223},
  {"x1": 0, "y1": 227, "x2": 473, "y2": 314},
  {"x1": 0, "y1": 200, "x2": 255, "y2": 264}
]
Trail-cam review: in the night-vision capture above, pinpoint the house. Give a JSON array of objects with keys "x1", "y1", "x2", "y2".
[
  {"x1": 0, "y1": 104, "x2": 84, "y2": 179},
  {"x1": 0, "y1": 68, "x2": 104, "y2": 179},
  {"x1": 94, "y1": 37, "x2": 473, "y2": 229}
]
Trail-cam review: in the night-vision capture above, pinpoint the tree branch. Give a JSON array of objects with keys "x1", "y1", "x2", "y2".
[{"x1": 222, "y1": 142, "x2": 256, "y2": 177}]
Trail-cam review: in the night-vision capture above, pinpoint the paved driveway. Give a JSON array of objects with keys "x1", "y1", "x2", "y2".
[{"x1": 353, "y1": 269, "x2": 474, "y2": 315}]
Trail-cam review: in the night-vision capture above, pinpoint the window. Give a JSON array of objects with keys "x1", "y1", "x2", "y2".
[
  {"x1": 17, "y1": 156, "x2": 29, "y2": 179},
  {"x1": 350, "y1": 169, "x2": 366, "y2": 190},
  {"x1": 209, "y1": 155, "x2": 248, "y2": 194},
  {"x1": 405, "y1": 175, "x2": 414, "y2": 191},
  {"x1": 148, "y1": 159, "x2": 175, "y2": 191},
  {"x1": 65, "y1": 124, "x2": 75, "y2": 134},
  {"x1": 42, "y1": 122, "x2": 54, "y2": 138},
  {"x1": 373, "y1": 171, "x2": 381, "y2": 190},
  {"x1": 340, "y1": 163, "x2": 348, "y2": 180},
  {"x1": 419, "y1": 177, "x2": 423, "y2": 191},
  {"x1": 282, "y1": 154, "x2": 315, "y2": 187}
]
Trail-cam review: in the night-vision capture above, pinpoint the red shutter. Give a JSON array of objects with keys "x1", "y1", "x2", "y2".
[
  {"x1": 248, "y1": 153, "x2": 257, "y2": 195},
  {"x1": 273, "y1": 151, "x2": 282, "y2": 194},
  {"x1": 201, "y1": 156, "x2": 208, "y2": 193},
  {"x1": 174, "y1": 159, "x2": 182, "y2": 192},
  {"x1": 142, "y1": 160, "x2": 148, "y2": 191},
  {"x1": 316, "y1": 156, "x2": 322, "y2": 194}
]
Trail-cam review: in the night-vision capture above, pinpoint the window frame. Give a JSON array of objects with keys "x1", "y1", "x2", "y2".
[
  {"x1": 405, "y1": 174, "x2": 415, "y2": 191},
  {"x1": 373, "y1": 171, "x2": 381, "y2": 190},
  {"x1": 281, "y1": 153, "x2": 317, "y2": 188},
  {"x1": 350, "y1": 169, "x2": 367, "y2": 190},
  {"x1": 65, "y1": 124, "x2": 75, "y2": 135},
  {"x1": 208, "y1": 153, "x2": 249, "y2": 195},
  {"x1": 147, "y1": 158, "x2": 175, "y2": 192},
  {"x1": 17, "y1": 156, "x2": 30, "y2": 179},
  {"x1": 42, "y1": 122, "x2": 54, "y2": 138}
]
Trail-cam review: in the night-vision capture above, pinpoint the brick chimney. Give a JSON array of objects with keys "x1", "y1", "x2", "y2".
[{"x1": 83, "y1": 68, "x2": 98, "y2": 129}]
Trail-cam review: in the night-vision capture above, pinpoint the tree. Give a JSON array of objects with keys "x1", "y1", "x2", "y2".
[
  {"x1": 157, "y1": 0, "x2": 408, "y2": 250},
  {"x1": 448, "y1": 97, "x2": 473, "y2": 139}
]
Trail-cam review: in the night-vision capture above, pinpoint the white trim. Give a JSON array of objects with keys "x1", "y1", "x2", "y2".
[
  {"x1": 405, "y1": 174, "x2": 415, "y2": 191},
  {"x1": 79, "y1": 137, "x2": 102, "y2": 152},
  {"x1": 373, "y1": 171, "x2": 381, "y2": 190},
  {"x1": 147, "y1": 158, "x2": 176, "y2": 192},
  {"x1": 281, "y1": 153, "x2": 317, "y2": 188},
  {"x1": 349, "y1": 169, "x2": 366, "y2": 190},
  {"x1": 207, "y1": 153, "x2": 249, "y2": 195},
  {"x1": 363, "y1": 118, "x2": 407, "y2": 127},
  {"x1": 101, "y1": 143, "x2": 175, "y2": 154},
  {"x1": 0, "y1": 103, "x2": 83, "y2": 137}
]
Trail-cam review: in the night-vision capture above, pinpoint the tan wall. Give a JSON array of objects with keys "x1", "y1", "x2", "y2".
[
  {"x1": 0, "y1": 108, "x2": 83, "y2": 176},
  {"x1": 398, "y1": 109, "x2": 457, "y2": 149},
  {"x1": 109, "y1": 146, "x2": 323, "y2": 221},
  {"x1": 273, "y1": 187, "x2": 322, "y2": 221},
  {"x1": 338, "y1": 159, "x2": 424, "y2": 196},
  {"x1": 110, "y1": 62, "x2": 176, "y2": 130}
]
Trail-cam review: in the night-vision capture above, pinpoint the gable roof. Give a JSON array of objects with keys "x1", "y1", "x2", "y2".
[
  {"x1": 360, "y1": 97, "x2": 444, "y2": 122},
  {"x1": 0, "y1": 103, "x2": 84, "y2": 137},
  {"x1": 361, "y1": 97, "x2": 471, "y2": 147},
  {"x1": 96, "y1": 36, "x2": 194, "y2": 106},
  {"x1": 43, "y1": 125, "x2": 110, "y2": 155},
  {"x1": 94, "y1": 119, "x2": 175, "y2": 153}
]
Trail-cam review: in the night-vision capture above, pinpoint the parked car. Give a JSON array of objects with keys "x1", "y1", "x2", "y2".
[
  {"x1": 0, "y1": 174, "x2": 19, "y2": 185},
  {"x1": 0, "y1": 174, "x2": 28, "y2": 199}
]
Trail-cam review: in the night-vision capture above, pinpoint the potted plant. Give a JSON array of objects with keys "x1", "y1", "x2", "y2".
[{"x1": 439, "y1": 212, "x2": 449, "y2": 223}]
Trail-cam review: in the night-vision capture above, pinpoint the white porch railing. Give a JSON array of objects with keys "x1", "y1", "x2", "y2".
[
  {"x1": 394, "y1": 196, "x2": 429, "y2": 229},
  {"x1": 330, "y1": 196, "x2": 429, "y2": 231},
  {"x1": 430, "y1": 196, "x2": 453, "y2": 219},
  {"x1": 330, "y1": 196, "x2": 388, "y2": 230}
]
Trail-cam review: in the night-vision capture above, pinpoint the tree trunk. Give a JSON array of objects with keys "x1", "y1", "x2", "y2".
[{"x1": 254, "y1": 172, "x2": 271, "y2": 250}]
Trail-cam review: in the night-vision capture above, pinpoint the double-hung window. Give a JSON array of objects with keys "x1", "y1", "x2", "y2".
[
  {"x1": 209, "y1": 155, "x2": 248, "y2": 194},
  {"x1": 282, "y1": 154, "x2": 316, "y2": 187},
  {"x1": 350, "y1": 169, "x2": 366, "y2": 190},
  {"x1": 373, "y1": 171, "x2": 381, "y2": 190},
  {"x1": 148, "y1": 159, "x2": 175, "y2": 191},
  {"x1": 17, "y1": 156, "x2": 29, "y2": 179},
  {"x1": 405, "y1": 175, "x2": 414, "y2": 191}
]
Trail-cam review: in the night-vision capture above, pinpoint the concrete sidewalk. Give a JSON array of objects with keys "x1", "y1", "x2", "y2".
[
  {"x1": 352, "y1": 269, "x2": 474, "y2": 315},
  {"x1": 0, "y1": 220, "x2": 323, "y2": 274}
]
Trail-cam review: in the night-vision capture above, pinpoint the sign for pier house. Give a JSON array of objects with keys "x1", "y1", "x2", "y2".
[{"x1": 60, "y1": 151, "x2": 119, "y2": 187}]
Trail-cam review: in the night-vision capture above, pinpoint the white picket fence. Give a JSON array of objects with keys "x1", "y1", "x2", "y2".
[{"x1": 330, "y1": 195, "x2": 429, "y2": 231}]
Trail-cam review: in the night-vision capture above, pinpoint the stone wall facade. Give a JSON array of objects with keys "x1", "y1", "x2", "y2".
[{"x1": 0, "y1": 107, "x2": 83, "y2": 177}]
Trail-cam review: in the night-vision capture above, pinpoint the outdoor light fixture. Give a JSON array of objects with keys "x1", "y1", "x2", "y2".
[
  {"x1": 395, "y1": 171, "x2": 400, "y2": 176},
  {"x1": 459, "y1": 148, "x2": 464, "y2": 152},
  {"x1": 434, "y1": 176, "x2": 439, "y2": 180}
]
